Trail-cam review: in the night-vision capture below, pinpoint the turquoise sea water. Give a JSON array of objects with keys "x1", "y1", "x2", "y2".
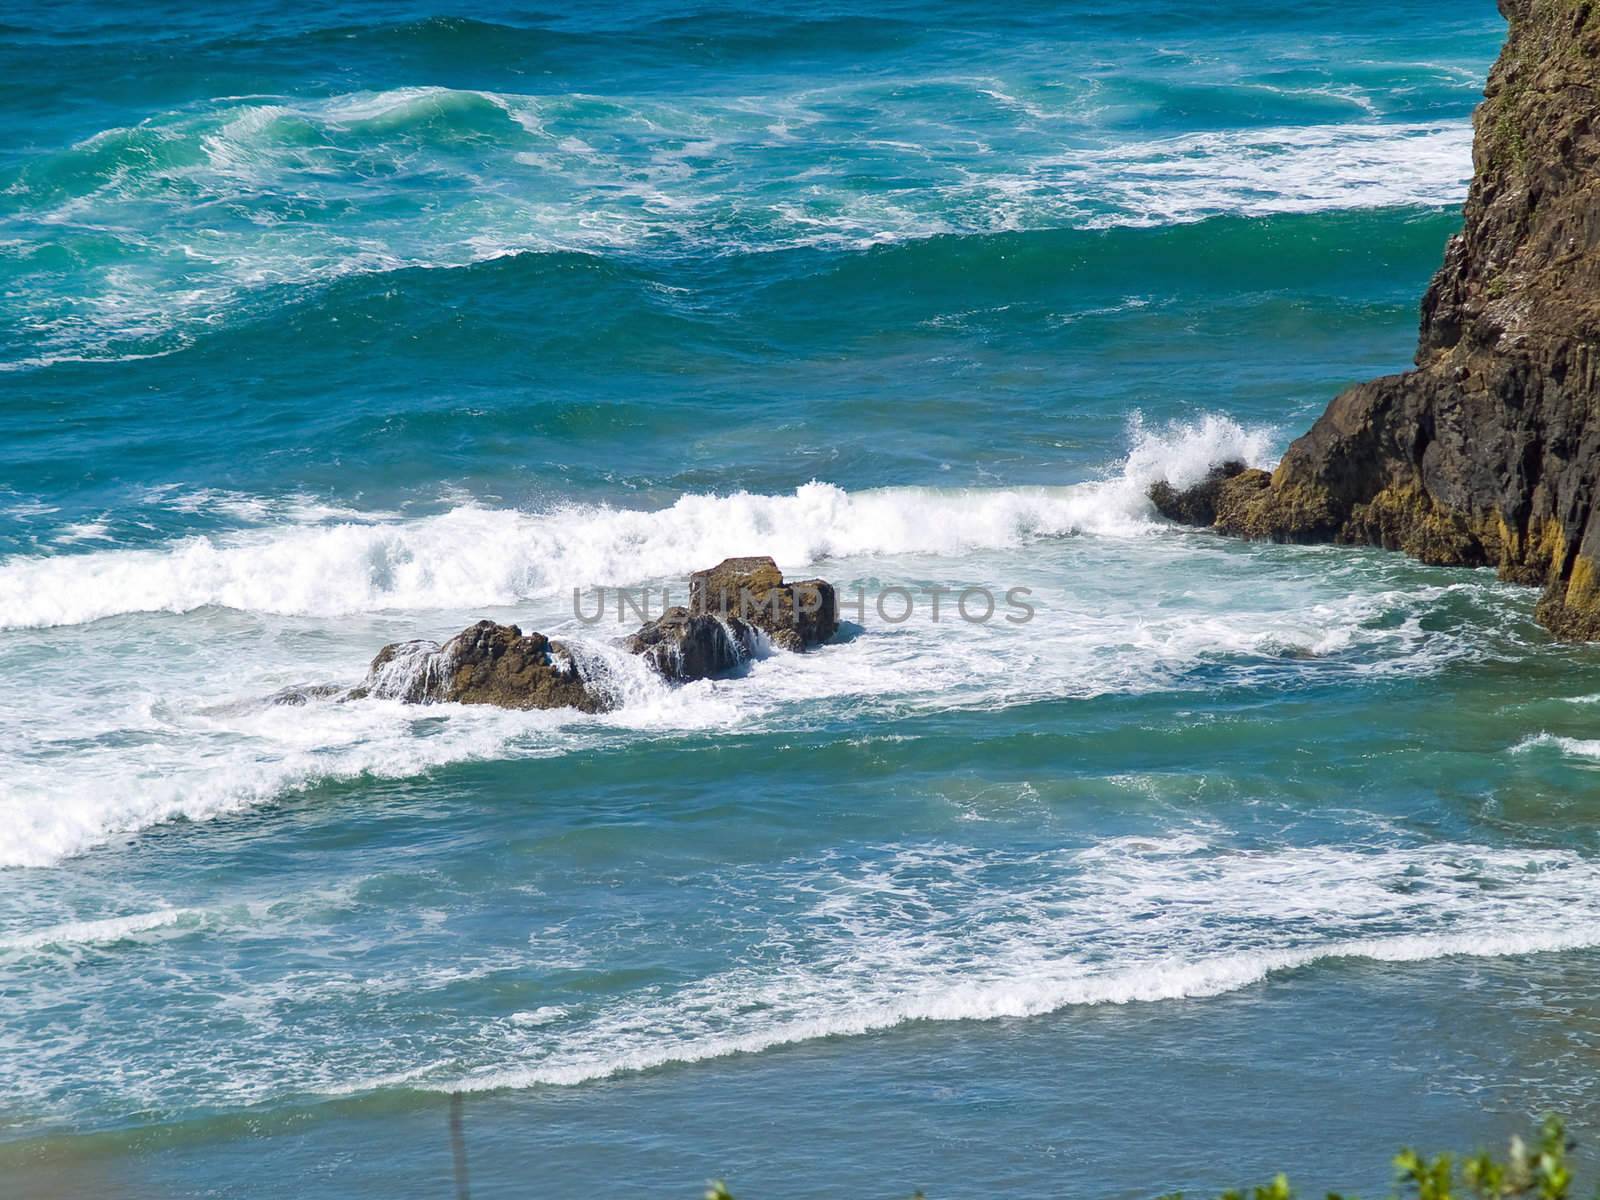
[{"x1": 7, "y1": 2, "x2": 1600, "y2": 1197}]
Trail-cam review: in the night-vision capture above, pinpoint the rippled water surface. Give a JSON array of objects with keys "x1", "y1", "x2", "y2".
[{"x1": 6, "y1": 2, "x2": 1599, "y2": 1198}]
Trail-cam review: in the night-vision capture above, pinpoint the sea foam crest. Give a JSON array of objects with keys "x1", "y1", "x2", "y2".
[
  {"x1": 0, "y1": 416, "x2": 1276, "y2": 630},
  {"x1": 0, "y1": 908, "x2": 196, "y2": 953},
  {"x1": 2, "y1": 80, "x2": 1474, "y2": 369},
  {"x1": 329, "y1": 838, "x2": 1600, "y2": 1097}
]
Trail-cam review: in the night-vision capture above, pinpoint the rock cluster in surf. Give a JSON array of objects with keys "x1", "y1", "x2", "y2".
[
  {"x1": 347, "y1": 621, "x2": 607, "y2": 712},
  {"x1": 623, "y1": 556, "x2": 836, "y2": 683},
  {"x1": 344, "y1": 556, "x2": 839, "y2": 711},
  {"x1": 1150, "y1": 0, "x2": 1600, "y2": 639}
]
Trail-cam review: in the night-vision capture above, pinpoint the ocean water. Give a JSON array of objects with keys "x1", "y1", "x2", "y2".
[{"x1": 6, "y1": 1, "x2": 1600, "y2": 1196}]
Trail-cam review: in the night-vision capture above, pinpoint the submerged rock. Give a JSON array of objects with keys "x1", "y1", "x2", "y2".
[
  {"x1": 687, "y1": 556, "x2": 839, "y2": 652},
  {"x1": 267, "y1": 683, "x2": 347, "y2": 707},
  {"x1": 352, "y1": 621, "x2": 608, "y2": 712},
  {"x1": 623, "y1": 608, "x2": 757, "y2": 683},
  {"x1": 1148, "y1": 0, "x2": 1600, "y2": 639}
]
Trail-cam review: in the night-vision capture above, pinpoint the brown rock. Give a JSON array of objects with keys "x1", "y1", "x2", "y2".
[
  {"x1": 687, "y1": 556, "x2": 839, "y2": 651},
  {"x1": 1149, "y1": 461, "x2": 1249, "y2": 526},
  {"x1": 623, "y1": 607, "x2": 757, "y2": 682},
  {"x1": 352, "y1": 620, "x2": 607, "y2": 712},
  {"x1": 349, "y1": 557, "x2": 841, "y2": 711}
]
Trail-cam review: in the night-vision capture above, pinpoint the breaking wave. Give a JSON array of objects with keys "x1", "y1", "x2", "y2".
[
  {"x1": 0, "y1": 415, "x2": 1276, "y2": 630},
  {"x1": 0, "y1": 908, "x2": 198, "y2": 953},
  {"x1": 430, "y1": 922, "x2": 1600, "y2": 1093},
  {"x1": 304, "y1": 837, "x2": 1600, "y2": 1095},
  {"x1": 0, "y1": 77, "x2": 1473, "y2": 368}
]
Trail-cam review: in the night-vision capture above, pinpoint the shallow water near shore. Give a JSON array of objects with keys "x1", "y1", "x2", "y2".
[{"x1": 6, "y1": 1, "x2": 1600, "y2": 1196}]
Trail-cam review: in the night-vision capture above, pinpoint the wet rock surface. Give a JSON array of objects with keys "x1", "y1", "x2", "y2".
[
  {"x1": 623, "y1": 608, "x2": 757, "y2": 683},
  {"x1": 1149, "y1": 461, "x2": 1250, "y2": 527},
  {"x1": 349, "y1": 557, "x2": 840, "y2": 709},
  {"x1": 688, "y1": 556, "x2": 839, "y2": 652},
  {"x1": 352, "y1": 621, "x2": 607, "y2": 712}
]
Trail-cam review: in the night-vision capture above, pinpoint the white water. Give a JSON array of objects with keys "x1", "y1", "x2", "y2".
[
  {"x1": 417, "y1": 838, "x2": 1600, "y2": 1093},
  {"x1": 0, "y1": 907, "x2": 197, "y2": 952},
  {"x1": 0, "y1": 414, "x2": 1274, "y2": 631},
  {"x1": 11, "y1": 835, "x2": 1594, "y2": 1114},
  {"x1": 2, "y1": 81, "x2": 1476, "y2": 369},
  {"x1": 0, "y1": 416, "x2": 1534, "y2": 869},
  {"x1": 1513, "y1": 732, "x2": 1600, "y2": 761}
]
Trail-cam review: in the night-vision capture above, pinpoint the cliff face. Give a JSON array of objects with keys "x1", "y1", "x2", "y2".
[{"x1": 1180, "y1": 0, "x2": 1600, "y2": 637}]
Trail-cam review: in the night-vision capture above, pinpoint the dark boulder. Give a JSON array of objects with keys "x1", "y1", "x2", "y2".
[
  {"x1": 623, "y1": 607, "x2": 756, "y2": 683},
  {"x1": 1150, "y1": 464, "x2": 1274, "y2": 532},
  {"x1": 687, "y1": 556, "x2": 839, "y2": 652},
  {"x1": 1149, "y1": 461, "x2": 1248, "y2": 526}
]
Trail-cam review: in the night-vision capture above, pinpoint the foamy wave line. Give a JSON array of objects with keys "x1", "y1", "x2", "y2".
[
  {"x1": 0, "y1": 908, "x2": 196, "y2": 952},
  {"x1": 402, "y1": 922, "x2": 1600, "y2": 1094},
  {"x1": 0, "y1": 415, "x2": 1277, "y2": 630},
  {"x1": 4, "y1": 81, "x2": 1474, "y2": 370},
  {"x1": 1511, "y1": 732, "x2": 1600, "y2": 760},
  {"x1": 1076, "y1": 121, "x2": 1471, "y2": 228}
]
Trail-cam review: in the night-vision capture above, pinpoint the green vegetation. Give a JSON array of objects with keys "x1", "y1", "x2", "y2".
[
  {"x1": 1389, "y1": 1119, "x2": 1576, "y2": 1200},
  {"x1": 1495, "y1": 108, "x2": 1530, "y2": 171},
  {"x1": 701, "y1": 1119, "x2": 1579, "y2": 1200}
]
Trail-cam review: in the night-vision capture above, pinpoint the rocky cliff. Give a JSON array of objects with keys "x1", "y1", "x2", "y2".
[{"x1": 1154, "y1": 0, "x2": 1600, "y2": 637}]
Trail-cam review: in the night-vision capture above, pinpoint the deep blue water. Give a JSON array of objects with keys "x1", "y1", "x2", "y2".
[{"x1": 7, "y1": 3, "x2": 1600, "y2": 1198}]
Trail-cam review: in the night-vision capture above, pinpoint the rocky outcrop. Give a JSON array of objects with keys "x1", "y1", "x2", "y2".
[
  {"x1": 1151, "y1": 0, "x2": 1600, "y2": 638},
  {"x1": 351, "y1": 620, "x2": 608, "y2": 712},
  {"x1": 1150, "y1": 461, "x2": 1254, "y2": 527},
  {"x1": 688, "y1": 556, "x2": 839, "y2": 651},
  {"x1": 623, "y1": 608, "x2": 757, "y2": 683},
  {"x1": 349, "y1": 557, "x2": 840, "y2": 710}
]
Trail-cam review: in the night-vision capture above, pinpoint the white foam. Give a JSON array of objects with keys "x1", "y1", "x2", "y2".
[
  {"x1": 1511, "y1": 732, "x2": 1600, "y2": 760},
  {"x1": 51, "y1": 520, "x2": 113, "y2": 545},
  {"x1": 0, "y1": 411, "x2": 1533, "y2": 869},
  {"x1": 1074, "y1": 121, "x2": 1474, "y2": 227},
  {"x1": 13, "y1": 832, "x2": 1593, "y2": 1117},
  {"x1": 440, "y1": 924, "x2": 1600, "y2": 1093},
  {"x1": 508, "y1": 1007, "x2": 568, "y2": 1028},
  {"x1": 0, "y1": 628, "x2": 753, "y2": 868},
  {"x1": 0, "y1": 697, "x2": 584, "y2": 869},
  {"x1": 350, "y1": 839, "x2": 1600, "y2": 1095},
  {"x1": 0, "y1": 908, "x2": 194, "y2": 952},
  {"x1": 1118, "y1": 410, "x2": 1278, "y2": 491},
  {"x1": 0, "y1": 555, "x2": 1495, "y2": 869},
  {"x1": 2, "y1": 80, "x2": 1475, "y2": 368},
  {"x1": 0, "y1": 416, "x2": 1276, "y2": 631}
]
